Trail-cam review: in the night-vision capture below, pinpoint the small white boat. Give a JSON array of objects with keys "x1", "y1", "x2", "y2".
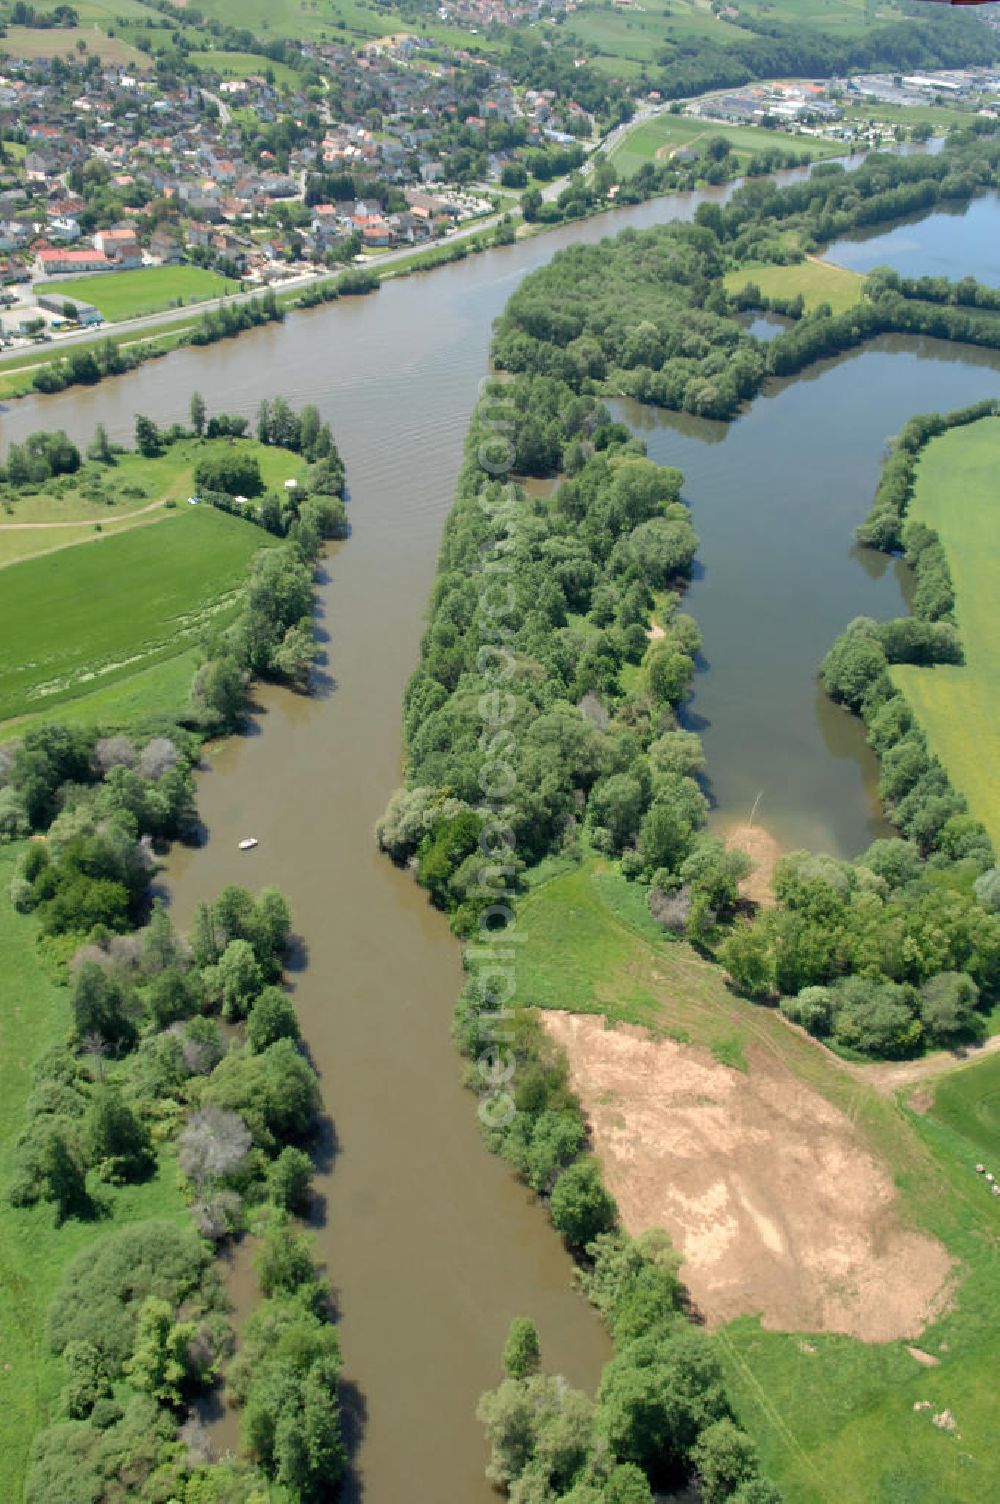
[{"x1": 238, "y1": 837, "x2": 259, "y2": 852}]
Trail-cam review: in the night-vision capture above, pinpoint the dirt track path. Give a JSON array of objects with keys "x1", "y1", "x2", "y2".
[
  {"x1": 849, "y1": 1031, "x2": 1000, "y2": 1095},
  {"x1": 0, "y1": 497, "x2": 165, "y2": 530}
]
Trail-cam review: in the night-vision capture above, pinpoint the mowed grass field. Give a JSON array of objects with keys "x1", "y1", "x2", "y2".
[
  {"x1": 724, "y1": 257, "x2": 866, "y2": 314},
  {"x1": 38, "y1": 266, "x2": 240, "y2": 323},
  {"x1": 510, "y1": 855, "x2": 1000, "y2": 1503},
  {"x1": 892, "y1": 418, "x2": 1000, "y2": 849},
  {"x1": 0, "y1": 503, "x2": 269, "y2": 724},
  {"x1": 0, "y1": 23, "x2": 150, "y2": 66},
  {"x1": 611, "y1": 114, "x2": 840, "y2": 178},
  {"x1": 0, "y1": 846, "x2": 189, "y2": 1499}
]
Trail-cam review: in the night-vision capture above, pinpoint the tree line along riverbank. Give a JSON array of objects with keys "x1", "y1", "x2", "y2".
[{"x1": 0, "y1": 400, "x2": 351, "y2": 1501}]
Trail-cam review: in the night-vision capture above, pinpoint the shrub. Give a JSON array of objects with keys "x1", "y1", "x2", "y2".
[{"x1": 550, "y1": 1159, "x2": 617, "y2": 1249}]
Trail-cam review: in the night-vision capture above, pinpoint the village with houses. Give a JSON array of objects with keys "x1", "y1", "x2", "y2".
[
  {"x1": 0, "y1": 16, "x2": 580, "y2": 342},
  {"x1": 0, "y1": 0, "x2": 999, "y2": 345}
]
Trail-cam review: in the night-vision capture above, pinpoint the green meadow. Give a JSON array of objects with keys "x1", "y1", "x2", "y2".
[
  {"x1": 892, "y1": 418, "x2": 1000, "y2": 850},
  {"x1": 611, "y1": 114, "x2": 839, "y2": 177},
  {"x1": 724, "y1": 258, "x2": 866, "y2": 315},
  {"x1": 0, "y1": 500, "x2": 270, "y2": 725},
  {"x1": 38, "y1": 266, "x2": 240, "y2": 324}
]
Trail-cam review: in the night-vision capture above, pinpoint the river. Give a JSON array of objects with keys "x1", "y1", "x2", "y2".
[{"x1": 4, "y1": 178, "x2": 1000, "y2": 1500}]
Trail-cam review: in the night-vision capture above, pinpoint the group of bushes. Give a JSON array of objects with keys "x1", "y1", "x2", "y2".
[
  {"x1": 494, "y1": 133, "x2": 1000, "y2": 428},
  {"x1": 376, "y1": 374, "x2": 709, "y2": 931},
  {"x1": 1, "y1": 391, "x2": 349, "y2": 1499},
  {"x1": 27, "y1": 293, "x2": 282, "y2": 400},
  {"x1": 479, "y1": 1296, "x2": 779, "y2": 1503},
  {"x1": 12, "y1": 873, "x2": 345, "y2": 1503},
  {"x1": 0, "y1": 697, "x2": 345, "y2": 1503}
]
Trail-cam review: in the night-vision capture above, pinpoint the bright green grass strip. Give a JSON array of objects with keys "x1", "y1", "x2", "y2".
[
  {"x1": 892, "y1": 417, "x2": 1000, "y2": 850},
  {"x1": 0, "y1": 847, "x2": 189, "y2": 1499},
  {"x1": 723, "y1": 258, "x2": 866, "y2": 314},
  {"x1": 0, "y1": 504, "x2": 271, "y2": 722},
  {"x1": 37, "y1": 267, "x2": 240, "y2": 323},
  {"x1": 929, "y1": 1052, "x2": 1000, "y2": 1164}
]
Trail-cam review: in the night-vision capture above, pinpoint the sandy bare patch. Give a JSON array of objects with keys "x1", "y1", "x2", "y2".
[
  {"x1": 646, "y1": 619, "x2": 666, "y2": 640},
  {"x1": 543, "y1": 1013, "x2": 953, "y2": 1340},
  {"x1": 724, "y1": 821, "x2": 781, "y2": 908},
  {"x1": 907, "y1": 1346, "x2": 940, "y2": 1367}
]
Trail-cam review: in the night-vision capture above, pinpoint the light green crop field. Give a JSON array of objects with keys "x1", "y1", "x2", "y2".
[
  {"x1": 0, "y1": 495, "x2": 272, "y2": 724},
  {"x1": 0, "y1": 846, "x2": 189, "y2": 1500},
  {"x1": 509, "y1": 855, "x2": 1000, "y2": 1503},
  {"x1": 892, "y1": 418, "x2": 1000, "y2": 850},
  {"x1": 0, "y1": 23, "x2": 150, "y2": 66},
  {"x1": 724, "y1": 257, "x2": 866, "y2": 314},
  {"x1": 188, "y1": 49, "x2": 302, "y2": 87},
  {"x1": 37, "y1": 266, "x2": 240, "y2": 323},
  {"x1": 611, "y1": 114, "x2": 840, "y2": 176}
]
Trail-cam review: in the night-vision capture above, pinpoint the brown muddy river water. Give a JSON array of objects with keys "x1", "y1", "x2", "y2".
[{"x1": 5, "y1": 180, "x2": 1000, "y2": 1499}]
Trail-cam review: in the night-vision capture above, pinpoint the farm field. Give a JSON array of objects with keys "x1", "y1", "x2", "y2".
[
  {"x1": 724, "y1": 257, "x2": 866, "y2": 314},
  {"x1": 188, "y1": 48, "x2": 302, "y2": 87},
  {"x1": 0, "y1": 845, "x2": 189, "y2": 1499},
  {"x1": 0, "y1": 496, "x2": 272, "y2": 725},
  {"x1": 566, "y1": 0, "x2": 893, "y2": 75},
  {"x1": 610, "y1": 113, "x2": 840, "y2": 177},
  {"x1": 512, "y1": 854, "x2": 1000, "y2": 1503},
  {"x1": 0, "y1": 23, "x2": 150, "y2": 66},
  {"x1": 37, "y1": 266, "x2": 240, "y2": 323},
  {"x1": 892, "y1": 417, "x2": 1000, "y2": 849}
]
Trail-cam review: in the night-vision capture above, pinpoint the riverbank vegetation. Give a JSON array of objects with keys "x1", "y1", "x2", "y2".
[{"x1": 0, "y1": 398, "x2": 347, "y2": 1498}]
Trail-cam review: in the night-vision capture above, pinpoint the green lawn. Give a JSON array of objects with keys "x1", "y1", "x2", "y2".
[
  {"x1": 0, "y1": 846, "x2": 189, "y2": 1498},
  {"x1": 724, "y1": 258, "x2": 866, "y2": 315},
  {"x1": 509, "y1": 855, "x2": 1000, "y2": 1503},
  {"x1": 892, "y1": 418, "x2": 1000, "y2": 850},
  {"x1": 928, "y1": 1053, "x2": 1000, "y2": 1166},
  {"x1": 611, "y1": 114, "x2": 840, "y2": 178},
  {"x1": 0, "y1": 486, "x2": 274, "y2": 726},
  {"x1": 37, "y1": 266, "x2": 240, "y2": 323}
]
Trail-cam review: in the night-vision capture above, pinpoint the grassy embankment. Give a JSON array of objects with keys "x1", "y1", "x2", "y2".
[
  {"x1": 0, "y1": 846, "x2": 190, "y2": 1497},
  {"x1": 723, "y1": 258, "x2": 866, "y2": 314},
  {"x1": 891, "y1": 418, "x2": 1000, "y2": 850},
  {"x1": 0, "y1": 439, "x2": 306, "y2": 733},
  {"x1": 510, "y1": 855, "x2": 1000, "y2": 1504},
  {"x1": 610, "y1": 115, "x2": 841, "y2": 177},
  {"x1": 37, "y1": 266, "x2": 241, "y2": 323}
]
